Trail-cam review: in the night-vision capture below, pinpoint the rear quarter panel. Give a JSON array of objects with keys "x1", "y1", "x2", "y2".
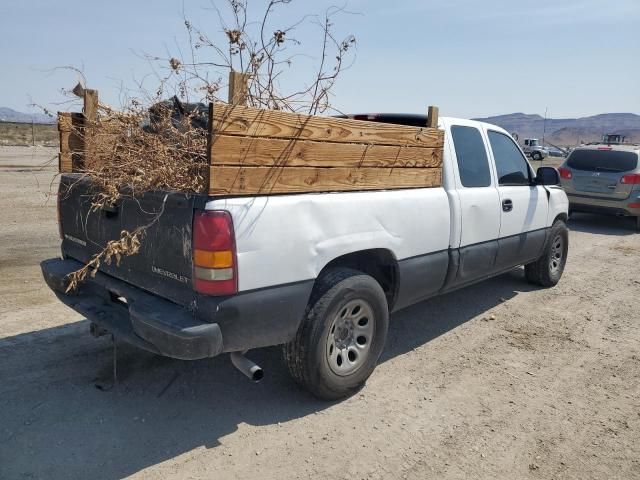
[{"x1": 206, "y1": 188, "x2": 451, "y2": 291}]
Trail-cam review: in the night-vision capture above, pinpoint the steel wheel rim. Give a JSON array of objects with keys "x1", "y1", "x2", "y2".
[
  {"x1": 326, "y1": 299, "x2": 375, "y2": 376},
  {"x1": 549, "y1": 234, "x2": 563, "y2": 274}
]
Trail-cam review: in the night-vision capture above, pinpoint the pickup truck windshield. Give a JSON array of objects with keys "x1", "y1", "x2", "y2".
[{"x1": 567, "y1": 150, "x2": 638, "y2": 173}]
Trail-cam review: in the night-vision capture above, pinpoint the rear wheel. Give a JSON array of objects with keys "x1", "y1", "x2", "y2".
[
  {"x1": 635, "y1": 215, "x2": 640, "y2": 232},
  {"x1": 525, "y1": 220, "x2": 569, "y2": 287},
  {"x1": 283, "y1": 268, "x2": 389, "y2": 400}
]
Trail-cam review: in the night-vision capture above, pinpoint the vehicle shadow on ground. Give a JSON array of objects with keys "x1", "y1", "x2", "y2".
[
  {"x1": 0, "y1": 269, "x2": 536, "y2": 479},
  {"x1": 568, "y1": 212, "x2": 636, "y2": 236}
]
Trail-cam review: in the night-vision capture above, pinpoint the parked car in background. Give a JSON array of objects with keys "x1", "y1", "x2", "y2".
[
  {"x1": 559, "y1": 143, "x2": 640, "y2": 231},
  {"x1": 522, "y1": 138, "x2": 549, "y2": 161},
  {"x1": 546, "y1": 146, "x2": 567, "y2": 158}
]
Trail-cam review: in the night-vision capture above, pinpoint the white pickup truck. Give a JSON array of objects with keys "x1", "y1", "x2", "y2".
[{"x1": 42, "y1": 114, "x2": 569, "y2": 399}]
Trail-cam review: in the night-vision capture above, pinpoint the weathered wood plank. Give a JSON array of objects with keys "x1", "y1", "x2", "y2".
[
  {"x1": 58, "y1": 112, "x2": 73, "y2": 133},
  {"x1": 209, "y1": 166, "x2": 442, "y2": 195},
  {"x1": 211, "y1": 104, "x2": 444, "y2": 148},
  {"x1": 83, "y1": 89, "x2": 99, "y2": 122},
  {"x1": 83, "y1": 89, "x2": 99, "y2": 165},
  {"x1": 59, "y1": 152, "x2": 73, "y2": 173},
  {"x1": 58, "y1": 113, "x2": 72, "y2": 163},
  {"x1": 228, "y1": 71, "x2": 250, "y2": 105},
  {"x1": 58, "y1": 112, "x2": 84, "y2": 172},
  {"x1": 427, "y1": 105, "x2": 439, "y2": 128},
  {"x1": 210, "y1": 135, "x2": 442, "y2": 168}
]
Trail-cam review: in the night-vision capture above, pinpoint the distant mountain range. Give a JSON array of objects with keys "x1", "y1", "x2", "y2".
[
  {"x1": 0, "y1": 107, "x2": 56, "y2": 124},
  {"x1": 473, "y1": 112, "x2": 640, "y2": 146}
]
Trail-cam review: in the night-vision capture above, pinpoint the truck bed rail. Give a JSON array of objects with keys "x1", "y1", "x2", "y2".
[{"x1": 57, "y1": 78, "x2": 444, "y2": 197}]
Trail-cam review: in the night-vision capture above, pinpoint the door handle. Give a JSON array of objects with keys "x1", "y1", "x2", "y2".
[{"x1": 502, "y1": 199, "x2": 513, "y2": 212}]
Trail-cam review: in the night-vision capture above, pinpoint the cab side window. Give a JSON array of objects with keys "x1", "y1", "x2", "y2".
[
  {"x1": 451, "y1": 126, "x2": 492, "y2": 188},
  {"x1": 488, "y1": 131, "x2": 532, "y2": 186}
]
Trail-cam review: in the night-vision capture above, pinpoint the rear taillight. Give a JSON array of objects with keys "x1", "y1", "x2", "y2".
[
  {"x1": 558, "y1": 167, "x2": 572, "y2": 180},
  {"x1": 192, "y1": 210, "x2": 237, "y2": 296},
  {"x1": 628, "y1": 202, "x2": 640, "y2": 208},
  {"x1": 621, "y1": 174, "x2": 640, "y2": 185}
]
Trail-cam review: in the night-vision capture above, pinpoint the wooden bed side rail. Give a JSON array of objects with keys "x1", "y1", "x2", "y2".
[{"x1": 207, "y1": 75, "x2": 444, "y2": 196}]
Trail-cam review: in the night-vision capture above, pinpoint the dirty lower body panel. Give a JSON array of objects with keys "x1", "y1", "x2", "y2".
[
  {"x1": 41, "y1": 257, "x2": 315, "y2": 359},
  {"x1": 41, "y1": 258, "x2": 223, "y2": 360}
]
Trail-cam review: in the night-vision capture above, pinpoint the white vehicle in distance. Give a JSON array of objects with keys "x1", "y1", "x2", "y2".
[{"x1": 522, "y1": 138, "x2": 550, "y2": 161}]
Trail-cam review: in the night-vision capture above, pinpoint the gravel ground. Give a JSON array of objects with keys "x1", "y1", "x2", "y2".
[{"x1": 0, "y1": 146, "x2": 638, "y2": 480}]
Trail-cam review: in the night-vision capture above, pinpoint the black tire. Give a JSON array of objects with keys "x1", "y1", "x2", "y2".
[
  {"x1": 532, "y1": 152, "x2": 542, "y2": 161},
  {"x1": 283, "y1": 268, "x2": 389, "y2": 400},
  {"x1": 634, "y1": 216, "x2": 640, "y2": 232},
  {"x1": 525, "y1": 219, "x2": 569, "y2": 287}
]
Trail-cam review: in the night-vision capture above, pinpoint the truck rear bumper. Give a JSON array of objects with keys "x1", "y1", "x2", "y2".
[{"x1": 41, "y1": 258, "x2": 223, "y2": 360}]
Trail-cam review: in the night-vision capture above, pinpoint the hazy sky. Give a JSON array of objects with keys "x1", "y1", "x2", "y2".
[{"x1": 2, "y1": 0, "x2": 639, "y2": 119}]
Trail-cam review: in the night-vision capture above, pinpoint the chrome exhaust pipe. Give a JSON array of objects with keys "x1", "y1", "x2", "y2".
[{"x1": 230, "y1": 351, "x2": 264, "y2": 382}]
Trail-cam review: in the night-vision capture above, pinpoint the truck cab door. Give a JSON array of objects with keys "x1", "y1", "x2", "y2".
[
  {"x1": 446, "y1": 123, "x2": 501, "y2": 287},
  {"x1": 486, "y1": 130, "x2": 548, "y2": 270}
]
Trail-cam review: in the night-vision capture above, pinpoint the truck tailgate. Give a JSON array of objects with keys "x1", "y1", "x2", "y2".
[{"x1": 58, "y1": 174, "x2": 203, "y2": 306}]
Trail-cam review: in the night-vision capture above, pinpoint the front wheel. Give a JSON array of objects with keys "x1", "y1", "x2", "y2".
[
  {"x1": 532, "y1": 152, "x2": 542, "y2": 161},
  {"x1": 283, "y1": 268, "x2": 389, "y2": 400},
  {"x1": 525, "y1": 220, "x2": 569, "y2": 287}
]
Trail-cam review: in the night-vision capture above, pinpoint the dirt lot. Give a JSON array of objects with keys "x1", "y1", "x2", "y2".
[{"x1": 1, "y1": 146, "x2": 638, "y2": 480}]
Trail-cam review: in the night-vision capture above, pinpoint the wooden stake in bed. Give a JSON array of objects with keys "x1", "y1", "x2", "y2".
[
  {"x1": 83, "y1": 89, "x2": 99, "y2": 168},
  {"x1": 57, "y1": 112, "x2": 84, "y2": 173},
  {"x1": 83, "y1": 89, "x2": 98, "y2": 123},
  {"x1": 426, "y1": 105, "x2": 439, "y2": 129},
  {"x1": 57, "y1": 88, "x2": 100, "y2": 173},
  {"x1": 228, "y1": 71, "x2": 250, "y2": 106}
]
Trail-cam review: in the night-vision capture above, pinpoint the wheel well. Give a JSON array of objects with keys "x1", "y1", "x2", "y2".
[
  {"x1": 554, "y1": 213, "x2": 568, "y2": 224},
  {"x1": 319, "y1": 249, "x2": 399, "y2": 310}
]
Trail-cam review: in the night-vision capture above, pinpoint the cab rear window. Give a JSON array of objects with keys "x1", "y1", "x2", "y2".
[
  {"x1": 567, "y1": 150, "x2": 638, "y2": 172},
  {"x1": 451, "y1": 126, "x2": 492, "y2": 187}
]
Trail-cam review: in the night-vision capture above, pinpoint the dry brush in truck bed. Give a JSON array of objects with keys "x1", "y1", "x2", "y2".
[
  {"x1": 59, "y1": 93, "x2": 444, "y2": 199},
  {"x1": 58, "y1": 90, "x2": 211, "y2": 291}
]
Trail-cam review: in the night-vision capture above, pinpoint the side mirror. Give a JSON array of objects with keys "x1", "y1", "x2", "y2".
[{"x1": 536, "y1": 166, "x2": 560, "y2": 186}]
